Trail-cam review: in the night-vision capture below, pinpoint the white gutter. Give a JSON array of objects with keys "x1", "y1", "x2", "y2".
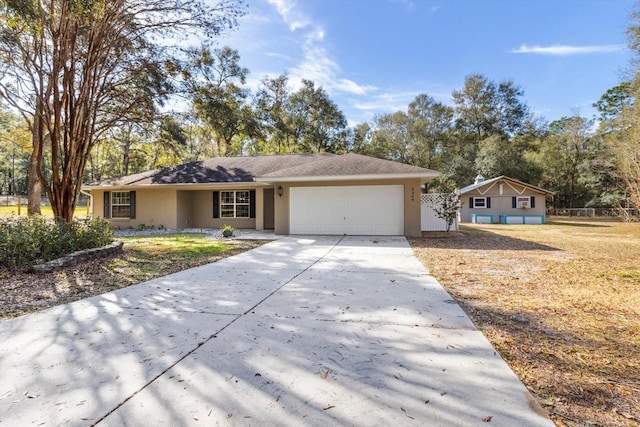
[{"x1": 82, "y1": 181, "x2": 274, "y2": 191}]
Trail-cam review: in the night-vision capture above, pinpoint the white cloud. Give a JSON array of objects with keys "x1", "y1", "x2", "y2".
[
  {"x1": 263, "y1": 0, "x2": 377, "y2": 98},
  {"x1": 265, "y1": 51, "x2": 293, "y2": 61},
  {"x1": 289, "y1": 42, "x2": 377, "y2": 96},
  {"x1": 354, "y1": 92, "x2": 417, "y2": 112},
  {"x1": 267, "y1": 0, "x2": 310, "y2": 31},
  {"x1": 389, "y1": 0, "x2": 416, "y2": 11},
  {"x1": 345, "y1": 85, "x2": 455, "y2": 124},
  {"x1": 335, "y1": 79, "x2": 377, "y2": 96},
  {"x1": 511, "y1": 44, "x2": 625, "y2": 55}
]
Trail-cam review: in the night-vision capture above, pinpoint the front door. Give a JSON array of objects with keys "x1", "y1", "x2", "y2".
[{"x1": 263, "y1": 188, "x2": 275, "y2": 229}]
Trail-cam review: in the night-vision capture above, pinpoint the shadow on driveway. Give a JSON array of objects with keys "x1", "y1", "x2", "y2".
[{"x1": 0, "y1": 237, "x2": 554, "y2": 426}]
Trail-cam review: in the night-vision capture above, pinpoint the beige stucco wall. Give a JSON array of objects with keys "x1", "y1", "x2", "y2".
[
  {"x1": 461, "y1": 182, "x2": 548, "y2": 223},
  {"x1": 91, "y1": 179, "x2": 425, "y2": 236},
  {"x1": 92, "y1": 187, "x2": 265, "y2": 231},
  {"x1": 177, "y1": 190, "x2": 194, "y2": 228},
  {"x1": 92, "y1": 188, "x2": 179, "y2": 229},
  {"x1": 190, "y1": 189, "x2": 257, "y2": 230},
  {"x1": 273, "y1": 178, "x2": 424, "y2": 237}
]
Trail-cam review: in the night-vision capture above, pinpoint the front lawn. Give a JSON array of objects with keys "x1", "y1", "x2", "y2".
[
  {"x1": 0, "y1": 204, "x2": 90, "y2": 218},
  {"x1": 0, "y1": 233, "x2": 264, "y2": 319},
  {"x1": 410, "y1": 217, "x2": 640, "y2": 427}
]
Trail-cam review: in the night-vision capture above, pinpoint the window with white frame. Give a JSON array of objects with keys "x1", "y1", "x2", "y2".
[
  {"x1": 111, "y1": 191, "x2": 131, "y2": 218},
  {"x1": 472, "y1": 197, "x2": 487, "y2": 208},
  {"x1": 220, "y1": 190, "x2": 250, "y2": 218},
  {"x1": 516, "y1": 196, "x2": 530, "y2": 208}
]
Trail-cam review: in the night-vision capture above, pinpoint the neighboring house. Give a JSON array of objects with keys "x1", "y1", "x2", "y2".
[
  {"x1": 82, "y1": 153, "x2": 439, "y2": 237},
  {"x1": 458, "y1": 175, "x2": 554, "y2": 224}
]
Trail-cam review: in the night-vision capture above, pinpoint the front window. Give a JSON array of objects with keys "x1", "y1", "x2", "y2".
[
  {"x1": 473, "y1": 197, "x2": 487, "y2": 208},
  {"x1": 221, "y1": 191, "x2": 250, "y2": 218},
  {"x1": 111, "y1": 191, "x2": 131, "y2": 218}
]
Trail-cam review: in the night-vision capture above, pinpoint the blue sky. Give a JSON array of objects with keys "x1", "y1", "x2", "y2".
[{"x1": 217, "y1": 0, "x2": 635, "y2": 126}]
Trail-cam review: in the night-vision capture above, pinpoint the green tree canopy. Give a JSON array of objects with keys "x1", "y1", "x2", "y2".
[
  {"x1": 0, "y1": 0, "x2": 245, "y2": 221},
  {"x1": 183, "y1": 46, "x2": 251, "y2": 156},
  {"x1": 286, "y1": 80, "x2": 348, "y2": 153}
]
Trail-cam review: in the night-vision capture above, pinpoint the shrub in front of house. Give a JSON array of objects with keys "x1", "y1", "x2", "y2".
[{"x1": 0, "y1": 216, "x2": 113, "y2": 269}]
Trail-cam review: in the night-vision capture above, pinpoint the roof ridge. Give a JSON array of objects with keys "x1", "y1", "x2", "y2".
[{"x1": 202, "y1": 152, "x2": 335, "y2": 160}]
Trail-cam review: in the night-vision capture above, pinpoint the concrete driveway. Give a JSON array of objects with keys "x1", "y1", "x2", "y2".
[{"x1": 0, "y1": 236, "x2": 554, "y2": 426}]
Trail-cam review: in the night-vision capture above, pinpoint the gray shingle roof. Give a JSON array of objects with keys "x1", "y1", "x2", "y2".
[
  {"x1": 258, "y1": 153, "x2": 438, "y2": 179},
  {"x1": 84, "y1": 153, "x2": 438, "y2": 187},
  {"x1": 86, "y1": 153, "x2": 336, "y2": 187}
]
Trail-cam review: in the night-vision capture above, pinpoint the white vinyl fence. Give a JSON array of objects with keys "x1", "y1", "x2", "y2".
[{"x1": 421, "y1": 193, "x2": 459, "y2": 231}]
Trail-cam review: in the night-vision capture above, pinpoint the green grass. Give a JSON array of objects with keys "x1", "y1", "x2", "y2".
[
  {"x1": 114, "y1": 233, "x2": 257, "y2": 281},
  {"x1": 0, "y1": 205, "x2": 89, "y2": 217},
  {"x1": 120, "y1": 233, "x2": 227, "y2": 260},
  {"x1": 0, "y1": 232, "x2": 264, "y2": 319},
  {"x1": 111, "y1": 233, "x2": 265, "y2": 285}
]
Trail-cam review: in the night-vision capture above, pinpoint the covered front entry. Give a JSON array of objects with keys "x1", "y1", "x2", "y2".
[{"x1": 289, "y1": 185, "x2": 404, "y2": 235}]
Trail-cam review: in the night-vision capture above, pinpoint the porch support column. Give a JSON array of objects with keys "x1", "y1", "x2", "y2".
[{"x1": 255, "y1": 188, "x2": 264, "y2": 231}]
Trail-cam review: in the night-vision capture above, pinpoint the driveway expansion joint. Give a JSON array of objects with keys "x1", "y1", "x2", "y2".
[
  {"x1": 92, "y1": 236, "x2": 346, "y2": 426},
  {"x1": 1, "y1": 236, "x2": 554, "y2": 427}
]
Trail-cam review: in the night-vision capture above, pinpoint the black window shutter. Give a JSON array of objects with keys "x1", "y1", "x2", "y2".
[
  {"x1": 469, "y1": 197, "x2": 474, "y2": 208},
  {"x1": 249, "y1": 190, "x2": 256, "y2": 218},
  {"x1": 129, "y1": 191, "x2": 136, "y2": 219},
  {"x1": 512, "y1": 197, "x2": 517, "y2": 208},
  {"x1": 213, "y1": 191, "x2": 219, "y2": 218},
  {"x1": 104, "y1": 191, "x2": 111, "y2": 218},
  {"x1": 487, "y1": 197, "x2": 491, "y2": 208},
  {"x1": 531, "y1": 196, "x2": 536, "y2": 208}
]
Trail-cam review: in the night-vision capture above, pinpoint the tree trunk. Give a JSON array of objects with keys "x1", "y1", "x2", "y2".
[
  {"x1": 122, "y1": 140, "x2": 130, "y2": 176},
  {"x1": 27, "y1": 98, "x2": 43, "y2": 215},
  {"x1": 27, "y1": 149, "x2": 42, "y2": 215}
]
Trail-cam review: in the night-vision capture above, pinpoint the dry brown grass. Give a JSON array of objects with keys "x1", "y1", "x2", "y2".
[{"x1": 410, "y1": 217, "x2": 640, "y2": 427}]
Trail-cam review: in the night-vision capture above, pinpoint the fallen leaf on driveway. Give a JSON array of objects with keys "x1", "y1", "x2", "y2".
[
  {"x1": 482, "y1": 415, "x2": 492, "y2": 422},
  {"x1": 323, "y1": 404, "x2": 335, "y2": 410}
]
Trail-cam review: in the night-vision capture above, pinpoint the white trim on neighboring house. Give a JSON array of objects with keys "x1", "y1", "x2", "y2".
[
  {"x1": 472, "y1": 197, "x2": 488, "y2": 208},
  {"x1": 458, "y1": 176, "x2": 554, "y2": 197},
  {"x1": 471, "y1": 180, "x2": 499, "y2": 196},
  {"x1": 506, "y1": 181, "x2": 529, "y2": 196}
]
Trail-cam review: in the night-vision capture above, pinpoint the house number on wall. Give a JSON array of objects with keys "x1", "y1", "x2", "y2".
[{"x1": 411, "y1": 188, "x2": 415, "y2": 202}]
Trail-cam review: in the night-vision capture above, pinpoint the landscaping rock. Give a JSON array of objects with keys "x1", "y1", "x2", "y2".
[{"x1": 31, "y1": 241, "x2": 123, "y2": 273}]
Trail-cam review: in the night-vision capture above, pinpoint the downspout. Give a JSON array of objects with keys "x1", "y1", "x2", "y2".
[{"x1": 80, "y1": 189, "x2": 93, "y2": 218}]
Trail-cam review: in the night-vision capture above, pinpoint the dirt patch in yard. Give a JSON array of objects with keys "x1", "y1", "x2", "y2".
[
  {"x1": 0, "y1": 237, "x2": 263, "y2": 319},
  {"x1": 410, "y1": 218, "x2": 640, "y2": 427}
]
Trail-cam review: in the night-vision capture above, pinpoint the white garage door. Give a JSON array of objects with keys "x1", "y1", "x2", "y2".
[{"x1": 290, "y1": 185, "x2": 404, "y2": 235}]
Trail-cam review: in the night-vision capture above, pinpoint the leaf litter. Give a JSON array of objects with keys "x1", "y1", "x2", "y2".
[{"x1": 411, "y1": 218, "x2": 640, "y2": 427}]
